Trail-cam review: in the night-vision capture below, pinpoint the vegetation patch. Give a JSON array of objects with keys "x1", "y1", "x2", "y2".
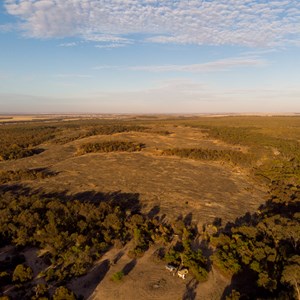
[
  {"x1": 0, "y1": 125, "x2": 56, "y2": 161},
  {"x1": 54, "y1": 124, "x2": 148, "y2": 144},
  {"x1": 111, "y1": 271, "x2": 124, "y2": 282},
  {"x1": 162, "y1": 147, "x2": 252, "y2": 166},
  {"x1": 77, "y1": 141, "x2": 145, "y2": 155},
  {"x1": 210, "y1": 180, "x2": 300, "y2": 299},
  {"x1": 163, "y1": 220, "x2": 208, "y2": 281},
  {"x1": 0, "y1": 168, "x2": 57, "y2": 184}
]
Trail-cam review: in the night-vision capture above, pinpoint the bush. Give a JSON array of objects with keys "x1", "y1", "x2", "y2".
[
  {"x1": 12, "y1": 264, "x2": 33, "y2": 283},
  {"x1": 111, "y1": 271, "x2": 124, "y2": 282},
  {"x1": 53, "y1": 286, "x2": 76, "y2": 300}
]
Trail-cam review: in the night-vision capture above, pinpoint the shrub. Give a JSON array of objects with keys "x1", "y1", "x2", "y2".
[
  {"x1": 111, "y1": 271, "x2": 124, "y2": 282},
  {"x1": 53, "y1": 286, "x2": 76, "y2": 300},
  {"x1": 12, "y1": 264, "x2": 33, "y2": 283}
]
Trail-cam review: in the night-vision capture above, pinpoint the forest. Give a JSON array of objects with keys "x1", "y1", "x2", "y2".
[{"x1": 0, "y1": 116, "x2": 299, "y2": 299}]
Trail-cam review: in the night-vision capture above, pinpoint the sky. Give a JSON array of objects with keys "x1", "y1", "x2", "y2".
[{"x1": 0, "y1": 0, "x2": 299, "y2": 114}]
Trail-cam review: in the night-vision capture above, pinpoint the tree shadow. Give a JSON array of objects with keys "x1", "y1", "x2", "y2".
[
  {"x1": 183, "y1": 212, "x2": 193, "y2": 226},
  {"x1": 212, "y1": 217, "x2": 222, "y2": 227},
  {"x1": 68, "y1": 259, "x2": 110, "y2": 300},
  {"x1": 0, "y1": 184, "x2": 141, "y2": 212},
  {"x1": 217, "y1": 181, "x2": 300, "y2": 299},
  {"x1": 122, "y1": 259, "x2": 137, "y2": 276},
  {"x1": 30, "y1": 148, "x2": 45, "y2": 156},
  {"x1": 182, "y1": 278, "x2": 199, "y2": 300},
  {"x1": 113, "y1": 251, "x2": 124, "y2": 265},
  {"x1": 220, "y1": 268, "x2": 263, "y2": 300},
  {"x1": 198, "y1": 239, "x2": 213, "y2": 273},
  {"x1": 147, "y1": 205, "x2": 160, "y2": 218}
]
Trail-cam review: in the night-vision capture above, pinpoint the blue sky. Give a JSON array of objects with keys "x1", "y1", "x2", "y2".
[{"x1": 0, "y1": 0, "x2": 299, "y2": 113}]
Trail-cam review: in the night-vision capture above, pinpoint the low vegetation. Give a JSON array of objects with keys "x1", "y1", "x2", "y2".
[
  {"x1": 0, "y1": 168, "x2": 57, "y2": 184},
  {"x1": 77, "y1": 141, "x2": 145, "y2": 155},
  {"x1": 0, "y1": 125, "x2": 56, "y2": 161},
  {"x1": 54, "y1": 124, "x2": 148, "y2": 145},
  {"x1": 111, "y1": 271, "x2": 124, "y2": 282},
  {"x1": 162, "y1": 147, "x2": 252, "y2": 166}
]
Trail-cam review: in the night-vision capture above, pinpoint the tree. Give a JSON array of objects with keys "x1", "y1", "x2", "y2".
[
  {"x1": 52, "y1": 286, "x2": 76, "y2": 300},
  {"x1": 281, "y1": 256, "x2": 300, "y2": 300},
  {"x1": 12, "y1": 264, "x2": 33, "y2": 283},
  {"x1": 32, "y1": 283, "x2": 48, "y2": 300}
]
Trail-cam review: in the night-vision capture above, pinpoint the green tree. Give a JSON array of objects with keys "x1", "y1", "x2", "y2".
[
  {"x1": 52, "y1": 286, "x2": 76, "y2": 300},
  {"x1": 32, "y1": 283, "x2": 48, "y2": 300},
  {"x1": 281, "y1": 256, "x2": 300, "y2": 300},
  {"x1": 12, "y1": 264, "x2": 33, "y2": 283}
]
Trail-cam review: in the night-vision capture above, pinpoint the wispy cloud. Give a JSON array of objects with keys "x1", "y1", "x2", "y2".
[
  {"x1": 95, "y1": 43, "x2": 127, "y2": 49},
  {"x1": 0, "y1": 23, "x2": 16, "y2": 32},
  {"x1": 93, "y1": 56, "x2": 267, "y2": 73},
  {"x1": 59, "y1": 42, "x2": 78, "y2": 47},
  {"x1": 128, "y1": 57, "x2": 267, "y2": 73},
  {"x1": 83, "y1": 33, "x2": 131, "y2": 43},
  {"x1": 92, "y1": 65, "x2": 120, "y2": 71},
  {"x1": 4, "y1": 0, "x2": 300, "y2": 47},
  {"x1": 53, "y1": 74, "x2": 92, "y2": 79}
]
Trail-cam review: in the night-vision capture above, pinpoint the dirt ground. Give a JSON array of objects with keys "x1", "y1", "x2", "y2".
[
  {"x1": 0, "y1": 124, "x2": 267, "y2": 299},
  {"x1": 67, "y1": 243, "x2": 229, "y2": 300}
]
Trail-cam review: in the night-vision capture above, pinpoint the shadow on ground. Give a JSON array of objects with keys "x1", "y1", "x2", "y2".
[{"x1": 68, "y1": 259, "x2": 111, "y2": 299}]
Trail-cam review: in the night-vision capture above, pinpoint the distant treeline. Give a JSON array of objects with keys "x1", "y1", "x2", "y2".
[
  {"x1": 77, "y1": 141, "x2": 145, "y2": 155},
  {"x1": 162, "y1": 147, "x2": 252, "y2": 166}
]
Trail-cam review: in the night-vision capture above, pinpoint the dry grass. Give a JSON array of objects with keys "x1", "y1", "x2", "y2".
[
  {"x1": 0, "y1": 118, "x2": 270, "y2": 300},
  {"x1": 0, "y1": 124, "x2": 266, "y2": 225}
]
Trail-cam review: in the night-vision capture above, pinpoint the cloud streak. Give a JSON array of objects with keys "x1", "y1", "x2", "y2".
[
  {"x1": 53, "y1": 74, "x2": 92, "y2": 79},
  {"x1": 93, "y1": 56, "x2": 267, "y2": 73},
  {"x1": 4, "y1": 0, "x2": 300, "y2": 47},
  {"x1": 128, "y1": 57, "x2": 267, "y2": 72}
]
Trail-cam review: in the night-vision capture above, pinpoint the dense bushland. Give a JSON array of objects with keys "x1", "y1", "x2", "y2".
[
  {"x1": 211, "y1": 180, "x2": 300, "y2": 299},
  {"x1": 77, "y1": 141, "x2": 145, "y2": 155},
  {"x1": 0, "y1": 125, "x2": 56, "y2": 161},
  {"x1": 0, "y1": 187, "x2": 209, "y2": 298}
]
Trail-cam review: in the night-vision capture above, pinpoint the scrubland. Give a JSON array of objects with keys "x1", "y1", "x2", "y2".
[{"x1": 0, "y1": 115, "x2": 299, "y2": 300}]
